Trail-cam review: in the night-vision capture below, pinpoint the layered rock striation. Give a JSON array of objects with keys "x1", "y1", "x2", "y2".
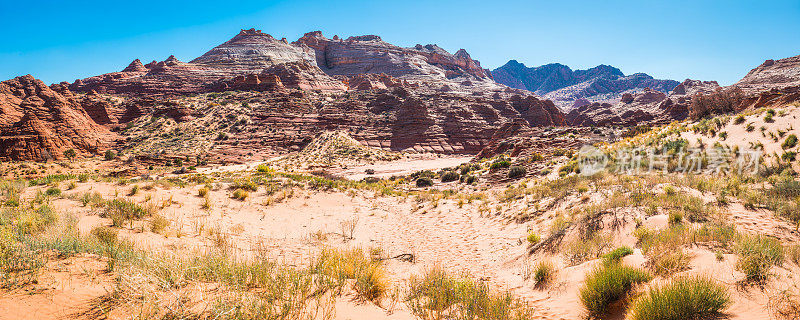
[{"x1": 0, "y1": 75, "x2": 113, "y2": 161}]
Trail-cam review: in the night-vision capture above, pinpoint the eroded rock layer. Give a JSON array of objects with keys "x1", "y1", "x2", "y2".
[{"x1": 0, "y1": 75, "x2": 113, "y2": 161}]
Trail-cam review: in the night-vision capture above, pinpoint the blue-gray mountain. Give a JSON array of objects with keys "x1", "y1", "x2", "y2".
[{"x1": 492, "y1": 60, "x2": 679, "y2": 110}]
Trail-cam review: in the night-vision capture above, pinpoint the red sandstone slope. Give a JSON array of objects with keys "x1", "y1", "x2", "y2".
[{"x1": 0, "y1": 75, "x2": 113, "y2": 161}]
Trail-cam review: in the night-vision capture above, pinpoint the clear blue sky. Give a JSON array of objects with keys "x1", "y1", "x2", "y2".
[{"x1": 2, "y1": 0, "x2": 799, "y2": 85}]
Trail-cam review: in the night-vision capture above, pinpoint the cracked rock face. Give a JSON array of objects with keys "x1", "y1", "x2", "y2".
[{"x1": 0, "y1": 75, "x2": 113, "y2": 161}]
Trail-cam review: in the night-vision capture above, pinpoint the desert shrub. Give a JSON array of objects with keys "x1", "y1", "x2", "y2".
[
  {"x1": 0, "y1": 227, "x2": 46, "y2": 288},
  {"x1": 460, "y1": 175, "x2": 477, "y2": 184},
  {"x1": 734, "y1": 114, "x2": 746, "y2": 124},
  {"x1": 355, "y1": 263, "x2": 387, "y2": 303},
  {"x1": 735, "y1": 234, "x2": 783, "y2": 282},
  {"x1": 364, "y1": 168, "x2": 376, "y2": 175},
  {"x1": 628, "y1": 275, "x2": 730, "y2": 320},
  {"x1": 533, "y1": 260, "x2": 556, "y2": 287},
  {"x1": 198, "y1": 187, "x2": 209, "y2": 197},
  {"x1": 667, "y1": 211, "x2": 683, "y2": 226},
  {"x1": 490, "y1": 160, "x2": 511, "y2": 170},
  {"x1": 507, "y1": 166, "x2": 527, "y2": 179},
  {"x1": 2, "y1": 204, "x2": 58, "y2": 235},
  {"x1": 689, "y1": 88, "x2": 744, "y2": 119},
  {"x1": 91, "y1": 226, "x2": 119, "y2": 245},
  {"x1": 232, "y1": 189, "x2": 249, "y2": 201},
  {"x1": 527, "y1": 231, "x2": 540, "y2": 244},
  {"x1": 104, "y1": 150, "x2": 116, "y2": 161},
  {"x1": 416, "y1": 177, "x2": 433, "y2": 188},
  {"x1": 579, "y1": 264, "x2": 652, "y2": 317},
  {"x1": 647, "y1": 250, "x2": 691, "y2": 276},
  {"x1": 150, "y1": 215, "x2": 170, "y2": 234},
  {"x1": 230, "y1": 179, "x2": 258, "y2": 192},
  {"x1": 311, "y1": 248, "x2": 387, "y2": 303},
  {"x1": 783, "y1": 134, "x2": 798, "y2": 150},
  {"x1": 79, "y1": 192, "x2": 104, "y2": 207},
  {"x1": 45, "y1": 187, "x2": 61, "y2": 197},
  {"x1": 601, "y1": 246, "x2": 633, "y2": 265},
  {"x1": 746, "y1": 123, "x2": 755, "y2": 132},
  {"x1": 406, "y1": 266, "x2": 535, "y2": 320},
  {"x1": 102, "y1": 199, "x2": 154, "y2": 227},
  {"x1": 128, "y1": 185, "x2": 139, "y2": 196},
  {"x1": 440, "y1": 171, "x2": 460, "y2": 183}
]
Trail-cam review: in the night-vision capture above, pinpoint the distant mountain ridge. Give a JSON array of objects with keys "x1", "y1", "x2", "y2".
[{"x1": 492, "y1": 60, "x2": 679, "y2": 110}]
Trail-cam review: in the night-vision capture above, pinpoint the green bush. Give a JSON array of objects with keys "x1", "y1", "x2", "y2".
[
  {"x1": 533, "y1": 260, "x2": 556, "y2": 287},
  {"x1": 628, "y1": 276, "x2": 730, "y2": 320},
  {"x1": 734, "y1": 115, "x2": 745, "y2": 124},
  {"x1": 406, "y1": 267, "x2": 534, "y2": 320},
  {"x1": 601, "y1": 246, "x2": 633, "y2": 265},
  {"x1": 735, "y1": 234, "x2": 783, "y2": 282},
  {"x1": 102, "y1": 199, "x2": 154, "y2": 227},
  {"x1": 104, "y1": 150, "x2": 116, "y2": 161},
  {"x1": 416, "y1": 177, "x2": 433, "y2": 188},
  {"x1": 440, "y1": 171, "x2": 460, "y2": 183},
  {"x1": 232, "y1": 189, "x2": 249, "y2": 201},
  {"x1": 579, "y1": 264, "x2": 652, "y2": 317},
  {"x1": 230, "y1": 179, "x2": 258, "y2": 192},
  {"x1": 45, "y1": 187, "x2": 61, "y2": 197},
  {"x1": 783, "y1": 134, "x2": 798, "y2": 149},
  {"x1": 527, "y1": 231, "x2": 541, "y2": 244},
  {"x1": 460, "y1": 175, "x2": 477, "y2": 184},
  {"x1": 490, "y1": 160, "x2": 511, "y2": 170},
  {"x1": 668, "y1": 211, "x2": 683, "y2": 226},
  {"x1": 507, "y1": 166, "x2": 527, "y2": 179}
]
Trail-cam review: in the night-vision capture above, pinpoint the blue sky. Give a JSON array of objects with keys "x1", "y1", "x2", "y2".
[{"x1": 1, "y1": 0, "x2": 799, "y2": 85}]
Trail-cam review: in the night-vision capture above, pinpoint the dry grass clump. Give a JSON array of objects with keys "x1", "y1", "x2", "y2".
[
  {"x1": 770, "y1": 287, "x2": 800, "y2": 320},
  {"x1": 533, "y1": 260, "x2": 557, "y2": 288},
  {"x1": 197, "y1": 187, "x2": 209, "y2": 197},
  {"x1": 231, "y1": 189, "x2": 249, "y2": 201},
  {"x1": 735, "y1": 234, "x2": 784, "y2": 283},
  {"x1": 90, "y1": 226, "x2": 119, "y2": 245},
  {"x1": 627, "y1": 275, "x2": 730, "y2": 320},
  {"x1": 101, "y1": 198, "x2": 156, "y2": 227},
  {"x1": 406, "y1": 266, "x2": 535, "y2": 320},
  {"x1": 150, "y1": 215, "x2": 170, "y2": 234},
  {"x1": 310, "y1": 247, "x2": 387, "y2": 303},
  {"x1": 579, "y1": 264, "x2": 652, "y2": 318},
  {"x1": 230, "y1": 179, "x2": 258, "y2": 192}
]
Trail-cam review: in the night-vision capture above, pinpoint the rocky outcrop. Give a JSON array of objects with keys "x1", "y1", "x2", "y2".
[
  {"x1": 735, "y1": 55, "x2": 800, "y2": 93},
  {"x1": 0, "y1": 75, "x2": 113, "y2": 161},
  {"x1": 296, "y1": 31, "x2": 492, "y2": 82},
  {"x1": 70, "y1": 29, "x2": 503, "y2": 96},
  {"x1": 567, "y1": 80, "x2": 722, "y2": 126},
  {"x1": 492, "y1": 60, "x2": 679, "y2": 109},
  {"x1": 70, "y1": 29, "x2": 347, "y2": 95}
]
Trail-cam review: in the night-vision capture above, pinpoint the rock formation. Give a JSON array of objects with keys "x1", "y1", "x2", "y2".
[
  {"x1": 295, "y1": 31, "x2": 493, "y2": 86},
  {"x1": 0, "y1": 75, "x2": 113, "y2": 161},
  {"x1": 735, "y1": 55, "x2": 800, "y2": 93},
  {"x1": 566, "y1": 79, "x2": 721, "y2": 126},
  {"x1": 492, "y1": 60, "x2": 679, "y2": 109}
]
